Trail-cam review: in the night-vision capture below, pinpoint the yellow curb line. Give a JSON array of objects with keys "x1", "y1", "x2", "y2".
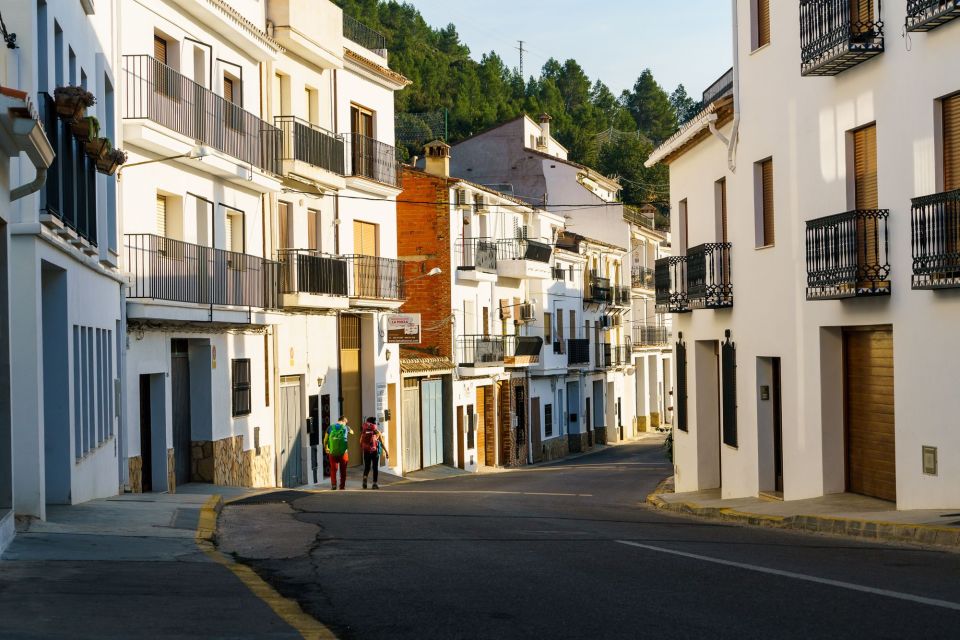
[{"x1": 196, "y1": 495, "x2": 337, "y2": 640}]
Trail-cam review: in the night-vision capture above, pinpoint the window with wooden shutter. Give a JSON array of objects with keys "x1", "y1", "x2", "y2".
[
  {"x1": 544, "y1": 311, "x2": 552, "y2": 346},
  {"x1": 231, "y1": 359, "x2": 252, "y2": 417},
  {"x1": 223, "y1": 77, "x2": 234, "y2": 103},
  {"x1": 853, "y1": 124, "x2": 879, "y2": 279},
  {"x1": 156, "y1": 194, "x2": 167, "y2": 237},
  {"x1": 756, "y1": 0, "x2": 771, "y2": 48},
  {"x1": 850, "y1": 0, "x2": 874, "y2": 33},
  {"x1": 717, "y1": 177, "x2": 728, "y2": 243},
  {"x1": 760, "y1": 159, "x2": 775, "y2": 247},
  {"x1": 557, "y1": 311, "x2": 565, "y2": 354},
  {"x1": 154, "y1": 35, "x2": 167, "y2": 65},
  {"x1": 943, "y1": 93, "x2": 960, "y2": 192},
  {"x1": 278, "y1": 201, "x2": 291, "y2": 249},
  {"x1": 307, "y1": 209, "x2": 320, "y2": 251}
]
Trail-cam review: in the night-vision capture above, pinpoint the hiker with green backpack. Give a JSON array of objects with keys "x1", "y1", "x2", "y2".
[{"x1": 324, "y1": 416, "x2": 352, "y2": 490}]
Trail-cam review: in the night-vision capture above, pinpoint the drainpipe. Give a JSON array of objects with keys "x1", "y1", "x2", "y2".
[
  {"x1": 10, "y1": 167, "x2": 46, "y2": 202},
  {"x1": 726, "y1": 0, "x2": 741, "y2": 172}
]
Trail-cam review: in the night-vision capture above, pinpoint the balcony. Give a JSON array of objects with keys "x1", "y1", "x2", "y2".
[
  {"x1": 906, "y1": 0, "x2": 960, "y2": 31},
  {"x1": 495, "y1": 238, "x2": 553, "y2": 279},
  {"x1": 633, "y1": 325, "x2": 670, "y2": 349},
  {"x1": 345, "y1": 255, "x2": 405, "y2": 308},
  {"x1": 655, "y1": 257, "x2": 689, "y2": 313},
  {"x1": 687, "y1": 243, "x2": 733, "y2": 310},
  {"x1": 122, "y1": 56, "x2": 280, "y2": 189},
  {"x1": 458, "y1": 335, "x2": 505, "y2": 371},
  {"x1": 345, "y1": 132, "x2": 399, "y2": 188},
  {"x1": 799, "y1": 0, "x2": 884, "y2": 76},
  {"x1": 277, "y1": 249, "x2": 349, "y2": 310},
  {"x1": 275, "y1": 116, "x2": 345, "y2": 188},
  {"x1": 611, "y1": 284, "x2": 632, "y2": 308},
  {"x1": 911, "y1": 189, "x2": 960, "y2": 289},
  {"x1": 567, "y1": 338, "x2": 591, "y2": 367},
  {"x1": 343, "y1": 14, "x2": 387, "y2": 57},
  {"x1": 584, "y1": 272, "x2": 612, "y2": 307},
  {"x1": 600, "y1": 342, "x2": 631, "y2": 368},
  {"x1": 504, "y1": 335, "x2": 543, "y2": 367},
  {"x1": 806, "y1": 209, "x2": 891, "y2": 300},
  {"x1": 632, "y1": 265, "x2": 655, "y2": 290},
  {"x1": 125, "y1": 234, "x2": 279, "y2": 323},
  {"x1": 455, "y1": 237, "x2": 498, "y2": 283}
]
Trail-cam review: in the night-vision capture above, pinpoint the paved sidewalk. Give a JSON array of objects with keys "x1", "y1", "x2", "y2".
[{"x1": 648, "y1": 478, "x2": 960, "y2": 550}]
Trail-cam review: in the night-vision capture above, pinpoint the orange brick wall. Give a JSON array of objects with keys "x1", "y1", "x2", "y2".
[{"x1": 398, "y1": 168, "x2": 453, "y2": 359}]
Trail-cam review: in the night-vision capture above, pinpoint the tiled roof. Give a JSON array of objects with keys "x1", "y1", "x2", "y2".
[{"x1": 400, "y1": 356, "x2": 454, "y2": 374}]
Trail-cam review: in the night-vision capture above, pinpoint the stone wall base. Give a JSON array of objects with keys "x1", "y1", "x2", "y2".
[
  {"x1": 650, "y1": 412, "x2": 661, "y2": 430},
  {"x1": 213, "y1": 435, "x2": 274, "y2": 488},
  {"x1": 539, "y1": 437, "x2": 569, "y2": 462},
  {"x1": 637, "y1": 415, "x2": 648, "y2": 432},
  {"x1": 191, "y1": 440, "x2": 214, "y2": 483},
  {"x1": 128, "y1": 455, "x2": 143, "y2": 493},
  {"x1": 567, "y1": 432, "x2": 591, "y2": 453},
  {"x1": 594, "y1": 426, "x2": 608, "y2": 445}
]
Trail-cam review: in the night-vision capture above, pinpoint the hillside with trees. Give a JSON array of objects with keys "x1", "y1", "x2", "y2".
[{"x1": 335, "y1": 0, "x2": 687, "y2": 209}]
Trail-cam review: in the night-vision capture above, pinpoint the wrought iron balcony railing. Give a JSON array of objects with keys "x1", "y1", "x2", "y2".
[
  {"x1": 906, "y1": 0, "x2": 960, "y2": 31},
  {"x1": 655, "y1": 257, "x2": 689, "y2": 313},
  {"x1": 456, "y1": 237, "x2": 498, "y2": 273},
  {"x1": 345, "y1": 132, "x2": 400, "y2": 186},
  {"x1": 567, "y1": 338, "x2": 591, "y2": 366},
  {"x1": 806, "y1": 209, "x2": 891, "y2": 300},
  {"x1": 911, "y1": 188, "x2": 960, "y2": 289},
  {"x1": 799, "y1": 0, "x2": 884, "y2": 76},
  {"x1": 612, "y1": 343, "x2": 632, "y2": 367},
  {"x1": 599, "y1": 342, "x2": 613, "y2": 368},
  {"x1": 687, "y1": 243, "x2": 733, "y2": 309},
  {"x1": 458, "y1": 335, "x2": 505, "y2": 367},
  {"x1": 277, "y1": 249, "x2": 348, "y2": 297},
  {"x1": 275, "y1": 116, "x2": 344, "y2": 176},
  {"x1": 633, "y1": 325, "x2": 670, "y2": 348},
  {"x1": 123, "y1": 55, "x2": 280, "y2": 174},
  {"x1": 345, "y1": 255, "x2": 405, "y2": 300},
  {"x1": 611, "y1": 285, "x2": 632, "y2": 306},
  {"x1": 496, "y1": 238, "x2": 553, "y2": 263},
  {"x1": 343, "y1": 14, "x2": 388, "y2": 54},
  {"x1": 125, "y1": 234, "x2": 279, "y2": 309},
  {"x1": 585, "y1": 272, "x2": 612, "y2": 304},
  {"x1": 632, "y1": 265, "x2": 655, "y2": 289},
  {"x1": 504, "y1": 335, "x2": 543, "y2": 366}
]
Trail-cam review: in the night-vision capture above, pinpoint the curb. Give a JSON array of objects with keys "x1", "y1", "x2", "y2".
[{"x1": 646, "y1": 486, "x2": 960, "y2": 550}]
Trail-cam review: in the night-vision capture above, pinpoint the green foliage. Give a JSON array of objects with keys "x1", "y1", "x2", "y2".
[
  {"x1": 334, "y1": 1, "x2": 681, "y2": 206},
  {"x1": 670, "y1": 84, "x2": 700, "y2": 125}
]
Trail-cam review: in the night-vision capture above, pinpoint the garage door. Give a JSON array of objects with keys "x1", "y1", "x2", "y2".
[{"x1": 844, "y1": 328, "x2": 896, "y2": 502}]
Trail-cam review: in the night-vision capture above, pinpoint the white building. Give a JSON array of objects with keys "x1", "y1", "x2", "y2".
[
  {"x1": 3, "y1": 0, "x2": 124, "y2": 528},
  {"x1": 648, "y1": 0, "x2": 960, "y2": 509}
]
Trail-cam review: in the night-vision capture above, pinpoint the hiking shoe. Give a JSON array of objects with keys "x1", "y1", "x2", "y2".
[
  {"x1": 372, "y1": 483, "x2": 379, "y2": 490},
  {"x1": 362, "y1": 478, "x2": 368, "y2": 489},
  {"x1": 330, "y1": 486, "x2": 337, "y2": 491}
]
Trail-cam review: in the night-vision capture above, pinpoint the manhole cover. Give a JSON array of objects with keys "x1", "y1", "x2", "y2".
[{"x1": 230, "y1": 490, "x2": 313, "y2": 506}]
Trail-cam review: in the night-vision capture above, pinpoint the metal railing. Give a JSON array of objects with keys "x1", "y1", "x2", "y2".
[
  {"x1": 687, "y1": 243, "x2": 733, "y2": 309},
  {"x1": 567, "y1": 338, "x2": 590, "y2": 366},
  {"x1": 611, "y1": 285, "x2": 632, "y2": 306},
  {"x1": 345, "y1": 132, "x2": 400, "y2": 186},
  {"x1": 806, "y1": 209, "x2": 891, "y2": 299},
  {"x1": 345, "y1": 254, "x2": 405, "y2": 300},
  {"x1": 552, "y1": 266, "x2": 567, "y2": 280},
  {"x1": 343, "y1": 14, "x2": 387, "y2": 54},
  {"x1": 504, "y1": 335, "x2": 543, "y2": 365},
  {"x1": 906, "y1": 0, "x2": 960, "y2": 31},
  {"x1": 634, "y1": 326, "x2": 670, "y2": 348},
  {"x1": 911, "y1": 188, "x2": 960, "y2": 289},
  {"x1": 585, "y1": 272, "x2": 612, "y2": 304},
  {"x1": 655, "y1": 257, "x2": 689, "y2": 313},
  {"x1": 123, "y1": 55, "x2": 280, "y2": 174},
  {"x1": 277, "y1": 249, "x2": 349, "y2": 297},
  {"x1": 458, "y1": 335, "x2": 505, "y2": 367},
  {"x1": 125, "y1": 234, "x2": 279, "y2": 309},
  {"x1": 613, "y1": 343, "x2": 632, "y2": 367},
  {"x1": 275, "y1": 116, "x2": 344, "y2": 176},
  {"x1": 455, "y1": 237, "x2": 498, "y2": 273},
  {"x1": 799, "y1": 0, "x2": 885, "y2": 76},
  {"x1": 495, "y1": 238, "x2": 553, "y2": 263},
  {"x1": 632, "y1": 265, "x2": 655, "y2": 289}
]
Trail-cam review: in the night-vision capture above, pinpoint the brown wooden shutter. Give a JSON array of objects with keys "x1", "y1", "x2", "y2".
[
  {"x1": 761, "y1": 159, "x2": 775, "y2": 246},
  {"x1": 154, "y1": 35, "x2": 167, "y2": 64},
  {"x1": 223, "y1": 77, "x2": 234, "y2": 103},
  {"x1": 854, "y1": 124, "x2": 878, "y2": 209},
  {"x1": 757, "y1": 0, "x2": 771, "y2": 48},
  {"x1": 307, "y1": 209, "x2": 319, "y2": 251},
  {"x1": 156, "y1": 195, "x2": 167, "y2": 237},
  {"x1": 544, "y1": 312, "x2": 552, "y2": 346},
  {"x1": 278, "y1": 201, "x2": 291, "y2": 249},
  {"x1": 718, "y1": 178, "x2": 728, "y2": 243},
  {"x1": 850, "y1": 0, "x2": 874, "y2": 29},
  {"x1": 943, "y1": 93, "x2": 960, "y2": 192}
]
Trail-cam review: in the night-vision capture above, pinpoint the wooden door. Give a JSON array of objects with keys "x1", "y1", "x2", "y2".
[
  {"x1": 476, "y1": 387, "x2": 487, "y2": 466},
  {"x1": 339, "y1": 315, "x2": 363, "y2": 465},
  {"x1": 170, "y1": 339, "x2": 192, "y2": 488},
  {"x1": 853, "y1": 124, "x2": 881, "y2": 288},
  {"x1": 353, "y1": 220, "x2": 378, "y2": 297},
  {"x1": 844, "y1": 328, "x2": 896, "y2": 502},
  {"x1": 280, "y1": 378, "x2": 303, "y2": 487},
  {"x1": 402, "y1": 379, "x2": 421, "y2": 472},
  {"x1": 456, "y1": 406, "x2": 465, "y2": 469}
]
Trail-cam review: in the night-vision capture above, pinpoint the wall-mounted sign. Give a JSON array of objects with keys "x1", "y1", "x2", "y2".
[{"x1": 386, "y1": 313, "x2": 421, "y2": 344}]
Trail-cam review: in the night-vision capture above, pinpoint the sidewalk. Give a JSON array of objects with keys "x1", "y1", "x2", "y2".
[{"x1": 648, "y1": 477, "x2": 960, "y2": 550}]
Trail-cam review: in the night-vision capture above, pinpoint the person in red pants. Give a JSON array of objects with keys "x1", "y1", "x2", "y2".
[{"x1": 324, "y1": 417, "x2": 352, "y2": 490}]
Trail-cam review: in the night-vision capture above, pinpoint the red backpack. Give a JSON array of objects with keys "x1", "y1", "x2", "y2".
[{"x1": 360, "y1": 423, "x2": 380, "y2": 454}]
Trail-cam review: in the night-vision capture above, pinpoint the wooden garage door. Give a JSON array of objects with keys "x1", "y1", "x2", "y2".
[{"x1": 844, "y1": 328, "x2": 895, "y2": 502}]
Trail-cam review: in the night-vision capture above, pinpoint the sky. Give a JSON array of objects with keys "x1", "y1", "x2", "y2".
[{"x1": 406, "y1": 0, "x2": 733, "y2": 98}]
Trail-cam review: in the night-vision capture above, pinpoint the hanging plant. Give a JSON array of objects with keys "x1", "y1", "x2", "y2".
[
  {"x1": 84, "y1": 136, "x2": 111, "y2": 161},
  {"x1": 53, "y1": 86, "x2": 96, "y2": 121},
  {"x1": 71, "y1": 115, "x2": 100, "y2": 141},
  {"x1": 96, "y1": 147, "x2": 127, "y2": 176}
]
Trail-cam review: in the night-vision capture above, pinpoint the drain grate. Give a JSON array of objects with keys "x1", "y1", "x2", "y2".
[{"x1": 229, "y1": 490, "x2": 313, "y2": 506}]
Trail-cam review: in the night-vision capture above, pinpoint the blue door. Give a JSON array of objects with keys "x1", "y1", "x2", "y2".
[{"x1": 421, "y1": 379, "x2": 443, "y2": 467}]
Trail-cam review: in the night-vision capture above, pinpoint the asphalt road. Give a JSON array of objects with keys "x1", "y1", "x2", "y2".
[{"x1": 219, "y1": 440, "x2": 960, "y2": 640}]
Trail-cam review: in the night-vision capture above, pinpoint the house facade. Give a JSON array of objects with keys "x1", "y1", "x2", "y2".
[{"x1": 649, "y1": 0, "x2": 960, "y2": 509}]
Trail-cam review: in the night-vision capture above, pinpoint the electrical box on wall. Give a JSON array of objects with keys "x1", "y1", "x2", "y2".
[{"x1": 922, "y1": 446, "x2": 938, "y2": 475}]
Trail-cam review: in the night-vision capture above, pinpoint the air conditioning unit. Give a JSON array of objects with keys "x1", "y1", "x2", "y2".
[{"x1": 518, "y1": 302, "x2": 536, "y2": 322}]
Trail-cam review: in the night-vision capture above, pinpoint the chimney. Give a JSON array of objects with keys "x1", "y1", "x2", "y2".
[
  {"x1": 538, "y1": 113, "x2": 552, "y2": 148},
  {"x1": 423, "y1": 140, "x2": 451, "y2": 178}
]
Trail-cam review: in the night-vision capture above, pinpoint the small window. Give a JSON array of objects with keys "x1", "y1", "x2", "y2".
[
  {"x1": 231, "y1": 359, "x2": 252, "y2": 417},
  {"x1": 755, "y1": 159, "x2": 774, "y2": 247},
  {"x1": 544, "y1": 311, "x2": 552, "y2": 346},
  {"x1": 752, "y1": 0, "x2": 770, "y2": 50},
  {"x1": 715, "y1": 178, "x2": 728, "y2": 243},
  {"x1": 545, "y1": 404, "x2": 553, "y2": 437},
  {"x1": 943, "y1": 92, "x2": 960, "y2": 192}
]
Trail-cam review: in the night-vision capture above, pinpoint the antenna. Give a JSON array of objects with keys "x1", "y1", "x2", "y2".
[{"x1": 516, "y1": 40, "x2": 525, "y2": 78}]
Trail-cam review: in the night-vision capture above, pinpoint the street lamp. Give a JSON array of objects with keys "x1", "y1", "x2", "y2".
[{"x1": 407, "y1": 267, "x2": 442, "y2": 283}]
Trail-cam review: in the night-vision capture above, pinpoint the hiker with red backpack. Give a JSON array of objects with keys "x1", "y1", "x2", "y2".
[
  {"x1": 324, "y1": 416, "x2": 352, "y2": 490},
  {"x1": 360, "y1": 417, "x2": 389, "y2": 489}
]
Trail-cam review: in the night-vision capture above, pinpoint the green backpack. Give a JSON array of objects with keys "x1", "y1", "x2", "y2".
[{"x1": 327, "y1": 423, "x2": 349, "y2": 457}]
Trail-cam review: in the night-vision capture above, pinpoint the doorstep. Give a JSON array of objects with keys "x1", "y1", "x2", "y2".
[{"x1": 647, "y1": 478, "x2": 960, "y2": 551}]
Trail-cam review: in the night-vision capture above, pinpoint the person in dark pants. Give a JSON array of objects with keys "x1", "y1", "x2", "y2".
[
  {"x1": 360, "y1": 417, "x2": 389, "y2": 489},
  {"x1": 324, "y1": 417, "x2": 351, "y2": 490}
]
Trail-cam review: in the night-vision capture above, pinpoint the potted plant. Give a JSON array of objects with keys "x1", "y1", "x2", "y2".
[
  {"x1": 84, "y1": 136, "x2": 111, "y2": 161},
  {"x1": 53, "y1": 86, "x2": 96, "y2": 121},
  {"x1": 96, "y1": 147, "x2": 127, "y2": 176},
  {"x1": 71, "y1": 115, "x2": 100, "y2": 141}
]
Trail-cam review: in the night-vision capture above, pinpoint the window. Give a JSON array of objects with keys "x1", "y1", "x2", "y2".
[
  {"x1": 556, "y1": 311, "x2": 565, "y2": 354},
  {"x1": 154, "y1": 35, "x2": 168, "y2": 65},
  {"x1": 676, "y1": 336, "x2": 688, "y2": 432},
  {"x1": 544, "y1": 311, "x2": 552, "y2": 346},
  {"x1": 756, "y1": 159, "x2": 775, "y2": 247},
  {"x1": 307, "y1": 208, "x2": 321, "y2": 251},
  {"x1": 156, "y1": 195, "x2": 167, "y2": 237},
  {"x1": 224, "y1": 207, "x2": 244, "y2": 254},
  {"x1": 943, "y1": 93, "x2": 960, "y2": 192},
  {"x1": 223, "y1": 74, "x2": 241, "y2": 130},
  {"x1": 305, "y1": 87, "x2": 319, "y2": 124},
  {"x1": 545, "y1": 403, "x2": 553, "y2": 437},
  {"x1": 852, "y1": 124, "x2": 879, "y2": 271},
  {"x1": 678, "y1": 199, "x2": 689, "y2": 254},
  {"x1": 231, "y1": 359, "x2": 252, "y2": 417},
  {"x1": 278, "y1": 201, "x2": 292, "y2": 249},
  {"x1": 752, "y1": 0, "x2": 770, "y2": 50},
  {"x1": 716, "y1": 177, "x2": 728, "y2": 243}
]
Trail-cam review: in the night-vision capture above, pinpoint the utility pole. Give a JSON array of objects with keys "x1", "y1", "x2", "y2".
[{"x1": 516, "y1": 40, "x2": 525, "y2": 78}]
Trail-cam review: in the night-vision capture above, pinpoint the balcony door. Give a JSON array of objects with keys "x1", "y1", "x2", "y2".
[
  {"x1": 351, "y1": 105, "x2": 375, "y2": 177},
  {"x1": 853, "y1": 124, "x2": 881, "y2": 288},
  {"x1": 353, "y1": 220, "x2": 378, "y2": 297}
]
